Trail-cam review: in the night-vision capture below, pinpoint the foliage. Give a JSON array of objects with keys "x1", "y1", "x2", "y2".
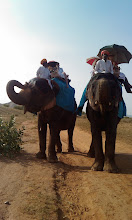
[
  {"x1": 0, "y1": 115, "x2": 25, "y2": 157},
  {"x1": 14, "y1": 105, "x2": 24, "y2": 110},
  {"x1": 3, "y1": 104, "x2": 9, "y2": 107}
]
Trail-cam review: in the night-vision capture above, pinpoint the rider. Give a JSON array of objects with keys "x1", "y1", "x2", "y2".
[
  {"x1": 36, "y1": 59, "x2": 51, "y2": 80},
  {"x1": 113, "y1": 64, "x2": 132, "y2": 93},
  {"x1": 48, "y1": 61, "x2": 69, "y2": 88},
  {"x1": 94, "y1": 50, "x2": 113, "y2": 74},
  {"x1": 77, "y1": 50, "x2": 114, "y2": 116},
  {"x1": 36, "y1": 58, "x2": 52, "y2": 88}
]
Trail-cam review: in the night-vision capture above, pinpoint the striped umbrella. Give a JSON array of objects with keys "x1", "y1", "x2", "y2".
[{"x1": 86, "y1": 56, "x2": 100, "y2": 66}]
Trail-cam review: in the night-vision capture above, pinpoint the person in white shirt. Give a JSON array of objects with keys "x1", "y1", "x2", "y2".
[
  {"x1": 113, "y1": 65, "x2": 132, "y2": 93},
  {"x1": 77, "y1": 51, "x2": 113, "y2": 116},
  {"x1": 95, "y1": 50, "x2": 113, "y2": 74},
  {"x1": 36, "y1": 59, "x2": 51, "y2": 80}
]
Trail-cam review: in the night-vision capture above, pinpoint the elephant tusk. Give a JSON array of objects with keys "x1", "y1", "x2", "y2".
[
  {"x1": 89, "y1": 100, "x2": 91, "y2": 105},
  {"x1": 115, "y1": 102, "x2": 118, "y2": 107},
  {"x1": 24, "y1": 106, "x2": 27, "y2": 114}
]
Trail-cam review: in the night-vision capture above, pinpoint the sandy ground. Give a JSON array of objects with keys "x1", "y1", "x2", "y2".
[{"x1": 0, "y1": 119, "x2": 132, "y2": 220}]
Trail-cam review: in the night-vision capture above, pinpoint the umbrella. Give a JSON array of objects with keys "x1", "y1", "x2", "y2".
[
  {"x1": 86, "y1": 56, "x2": 100, "y2": 66},
  {"x1": 97, "y1": 44, "x2": 132, "y2": 64}
]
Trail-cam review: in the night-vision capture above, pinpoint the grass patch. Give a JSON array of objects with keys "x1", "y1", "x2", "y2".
[
  {"x1": 0, "y1": 105, "x2": 37, "y2": 126},
  {"x1": 117, "y1": 117, "x2": 132, "y2": 145},
  {"x1": 21, "y1": 192, "x2": 57, "y2": 220}
]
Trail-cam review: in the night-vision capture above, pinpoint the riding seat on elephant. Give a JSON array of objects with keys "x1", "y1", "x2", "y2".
[
  {"x1": 6, "y1": 77, "x2": 77, "y2": 162},
  {"x1": 85, "y1": 73, "x2": 122, "y2": 173}
]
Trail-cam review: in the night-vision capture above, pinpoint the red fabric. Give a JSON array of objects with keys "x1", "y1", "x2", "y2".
[{"x1": 86, "y1": 57, "x2": 100, "y2": 65}]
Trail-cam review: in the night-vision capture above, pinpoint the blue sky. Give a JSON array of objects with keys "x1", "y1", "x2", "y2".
[{"x1": 0, "y1": 0, "x2": 132, "y2": 115}]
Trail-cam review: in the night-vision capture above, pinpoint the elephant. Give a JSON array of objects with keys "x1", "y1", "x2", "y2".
[
  {"x1": 6, "y1": 78, "x2": 76, "y2": 162},
  {"x1": 85, "y1": 73, "x2": 121, "y2": 173}
]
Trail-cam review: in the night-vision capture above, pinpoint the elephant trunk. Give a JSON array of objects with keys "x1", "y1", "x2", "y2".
[
  {"x1": 98, "y1": 79, "x2": 110, "y2": 114},
  {"x1": 6, "y1": 80, "x2": 27, "y2": 105},
  {"x1": 98, "y1": 79, "x2": 109, "y2": 103}
]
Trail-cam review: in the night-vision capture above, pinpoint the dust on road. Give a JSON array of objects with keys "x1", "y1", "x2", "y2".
[{"x1": 0, "y1": 120, "x2": 132, "y2": 220}]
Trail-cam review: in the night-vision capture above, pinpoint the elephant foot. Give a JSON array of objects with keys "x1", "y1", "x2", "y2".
[
  {"x1": 91, "y1": 161, "x2": 104, "y2": 171},
  {"x1": 68, "y1": 146, "x2": 74, "y2": 152},
  {"x1": 47, "y1": 154, "x2": 58, "y2": 163},
  {"x1": 56, "y1": 146, "x2": 62, "y2": 153},
  {"x1": 87, "y1": 150, "x2": 95, "y2": 158},
  {"x1": 36, "y1": 151, "x2": 47, "y2": 159},
  {"x1": 104, "y1": 160, "x2": 119, "y2": 173}
]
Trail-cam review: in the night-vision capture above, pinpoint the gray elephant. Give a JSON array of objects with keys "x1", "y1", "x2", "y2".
[
  {"x1": 86, "y1": 73, "x2": 121, "y2": 173},
  {"x1": 6, "y1": 78, "x2": 76, "y2": 162}
]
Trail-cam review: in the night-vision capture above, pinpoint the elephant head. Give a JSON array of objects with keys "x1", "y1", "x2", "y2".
[
  {"x1": 6, "y1": 78, "x2": 56, "y2": 113},
  {"x1": 86, "y1": 73, "x2": 121, "y2": 114}
]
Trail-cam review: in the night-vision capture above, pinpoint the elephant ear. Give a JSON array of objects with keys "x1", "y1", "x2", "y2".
[
  {"x1": 35, "y1": 79, "x2": 51, "y2": 94},
  {"x1": 51, "y1": 80, "x2": 60, "y2": 96}
]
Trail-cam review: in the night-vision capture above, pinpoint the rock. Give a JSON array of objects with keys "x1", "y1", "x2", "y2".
[{"x1": 4, "y1": 201, "x2": 10, "y2": 205}]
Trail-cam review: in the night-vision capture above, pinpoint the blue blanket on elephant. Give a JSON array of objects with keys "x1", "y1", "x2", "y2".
[{"x1": 52, "y1": 78, "x2": 75, "y2": 112}]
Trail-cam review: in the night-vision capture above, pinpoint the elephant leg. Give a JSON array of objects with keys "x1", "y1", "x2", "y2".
[
  {"x1": 67, "y1": 114, "x2": 76, "y2": 152},
  {"x1": 67, "y1": 127, "x2": 75, "y2": 152},
  {"x1": 36, "y1": 114, "x2": 47, "y2": 159},
  {"x1": 47, "y1": 125, "x2": 59, "y2": 163},
  {"x1": 104, "y1": 113, "x2": 119, "y2": 173},
  {"x1": 104, "y1": 130, "x2": 118, "y2": 173},
  {"x1": 87, "y1": 139, "x2": 95, "y2": 158},
  {"x1": 56, "y1": 133, "x2": 62, "y2": 153},
  {"x1": 91, "y1": 130, "x2": 104, "y2": 171},
  {"x1": 49, "y1": 126, "x2": 62, "y2": 153}
]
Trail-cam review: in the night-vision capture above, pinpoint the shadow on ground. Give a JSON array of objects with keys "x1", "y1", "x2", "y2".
[{"x1": 0, "y1": 151, "x2": 132, "y2": 174}]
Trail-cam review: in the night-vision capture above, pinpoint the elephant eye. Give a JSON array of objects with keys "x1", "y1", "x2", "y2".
[
  {"x1": 32, "y1": 89, "x2": 39, "y2": 96},
  {"x1": 36, "y1": 79, "x2": 51, "y2": 94}
]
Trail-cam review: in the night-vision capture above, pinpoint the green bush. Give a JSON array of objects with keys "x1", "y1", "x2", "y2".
[
  {"x1": 14, "y1": 105, "x2": 24, "y2": 110},
  {"x1": 3, "y1": 104, "x2": 9, "y2": 107},
  {"x1": 0, "y1": 115, "x2": 25, "y2": 157}
]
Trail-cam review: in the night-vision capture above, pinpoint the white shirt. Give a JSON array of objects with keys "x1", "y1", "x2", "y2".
[
  {"x1": 36, "y1": 66, "x2": 52, "y2": 88},
  {"x1": 95, "y1": 59, "x2": 113, "y2": 74},
  {"x1": 36, "y1": 66, "x2": 51, "y2": 79},
  {"x1": 58, "y1": 67, "x2": 65, "y2": 79},
  {"x1": 119, "y1": 72, "x2": 126, "y2": 81}
]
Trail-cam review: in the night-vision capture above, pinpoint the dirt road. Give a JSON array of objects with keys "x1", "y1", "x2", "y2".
[{"x1": 0, "y1": 119, "x2": 132, "y2": 220}]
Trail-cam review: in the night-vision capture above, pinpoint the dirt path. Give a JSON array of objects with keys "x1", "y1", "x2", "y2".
[{"x1": 0, "y1": 120, "x2": 132, "y2": 220}]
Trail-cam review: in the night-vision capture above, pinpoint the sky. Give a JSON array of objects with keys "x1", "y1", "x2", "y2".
[{"x1": 0, "y1": 0, "x2": 132, "y2": 115}]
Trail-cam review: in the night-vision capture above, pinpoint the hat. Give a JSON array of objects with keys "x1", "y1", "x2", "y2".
[
  {"x1": 101, "y1": 50, "x2": 110, "y2": 56},
  {"x1": 48, "y1": 61, "x2": 59, "y2": 67},
  {"x1": 41, "y1": 59, "x2": 47, "y2": 65}
]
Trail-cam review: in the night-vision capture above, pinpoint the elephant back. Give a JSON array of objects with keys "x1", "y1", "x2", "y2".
[{"x1": 52, "y1": 78, "x2": 76, "y2": 112}]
